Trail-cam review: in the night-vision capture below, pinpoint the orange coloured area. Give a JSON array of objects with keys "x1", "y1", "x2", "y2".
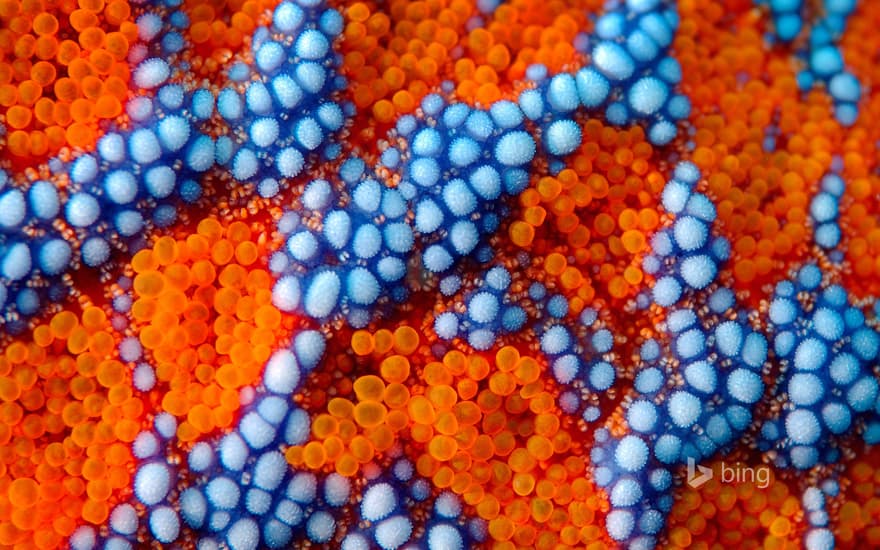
[
  {"x1": 834, "y1": 0, "x2": 880, "y2": 296},
  {"x1": 338, "y1": 0, "x2": 600, "y2": 130},
  {"x1": 834, "y1": 446, "x2": 880, "y2": 548},
  {"x1": 180, "y1": 0, "x2": 281, "y2": 77},
  {"x1": 288, "y1": 327, "x2": 613, "y2": 549},
  {"x1": 664, "y1": 462, "x2": 804, "y2": 549},
  {"x1": 0, "y1": 0, "x2": 136, "y2": 161},
  {"x1": 0, "y1": 308, "x2": 141, "y2": 548},
  {"x1": 675, "y1": 0, "x2": 843, "y2": 300},
  {"x1": 126, "y1": 217, "x2": 294, "y2": 443},
  {"x1": 510, "y1": 120, "x2": 664, "y2": 304}
]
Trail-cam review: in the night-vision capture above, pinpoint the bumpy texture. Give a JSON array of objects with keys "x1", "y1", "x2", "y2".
[{"x1": 0, "y1": 0, "x2": 879, "y2": 549}]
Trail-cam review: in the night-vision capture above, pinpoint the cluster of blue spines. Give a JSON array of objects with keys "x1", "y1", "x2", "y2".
[
  {"x1": 801, "y1": 482, "x2": 837, "y2": 550},
  {"x1": 592, "y1": 162, "x2": 776, "y2": 546},
  {"x1": 523, "y1": 0, "x2": 687, "y2": 150},
  {"x1": 529, "y1": 302, "x2": 620, "y2": 425},
  {"x1": 272, "y1": 93, "x2": 537, "y2": 325},
  {"x1": 590, "y1": 428, "x2": 672, "y2": 549},
  {"x1": 810, "y1": 173, "x2": 845, "y2": 250},
  {"x1": 0, "y1": 0, "x2": 347, "y2": 326},
  {"x1": 126, "y1": 5, "x2": 193, "y2": 69},
  {"x1": 800, "y1": 0, "x2": 861, "y2": 126},
  {"x1": 90, "y1": 217, "x2": 493, "y2": 550},
  {"x1": 433, "y1": 265, "x2": 524, "y2": 350},
  {"x1": 758, "y1": 0, "x2": 861, "y2": 125},
  {"x1": 592, "y1": 311, "x2": 769, "y2": 547},
  {"x1": 341, "y1": 469, "x2": 483, "y2": 550},
  {"x1": 217, "y1": 3, "x2": 348, "y2": 181},
  {"x1": 269, "y1": 158, "x2": 415, "y2": 326},
  {"x1": 757, "y1": 265, "x2": 880, "y2": 469},
  {"x1": 531, "y1": 0, "x2": 688, "y2": 148},
  {"x1": 70, "y1": 331, "x2": 326, "y2": 550},
  {"x1": 396, "y1": 95, "x2": 533, "y2": 270},
  {"x1": 540, "y1": 304, "x2": 621, "y2": 423},
  {"x1": 642, "y1": 161, "x2": 730, "y2": 304},
  {"x1": 759, "y1": 0, "x2": 805, "y2": 42},
  {"x1": 1, "y1": 0, "x2": 694, "y2": 326}
]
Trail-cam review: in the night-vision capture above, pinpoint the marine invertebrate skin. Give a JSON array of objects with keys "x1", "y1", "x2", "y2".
[{"x1": 1, "y1": 0, "x2": 880, "y2": 548}]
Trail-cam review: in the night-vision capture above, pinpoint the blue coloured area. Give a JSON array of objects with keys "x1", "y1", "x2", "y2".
[
  {"x1": 757, "y1": 267, "x2": 880, "y2": 469},
  {"x1": 810, "y1": 173, "x2": 845, "y2": 251},
  {"x1": 532, "y1": 0, "x2": 688, "y2": 151},
  {"x1": 758, "y1": 0, "x2": 862, "y2": 125},
  {"x1": 270, "y1": 93, "x2": 536, "y2": 325}
]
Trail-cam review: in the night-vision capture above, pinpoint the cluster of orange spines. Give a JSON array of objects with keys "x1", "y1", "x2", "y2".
[
  {"x1": 127, "y1": 217, "x2": 292, "y2": 442},
  {"x1": 510, "y1": 121, "x2": 665, "y2": 303},
  {"x1": 285, "y1": 325, "x2": 419, "y2": 475},
  {"x1": 450, "y1": 0, "x2": 595, "y2": 102},
  {"x1": 340, "y1": 0, "x2": 471, "y2": 125},
  {"x1": 832, "y1": 447, "x2": 880, "y2": 548},
  {"x1": 181, "y1": 0, "x2": 280, "y2": 75},
  {"x1": 664, "y1": 462, "x2": 804, "y2": 550},
  {"x1": 0, "y1": 0, "x2": 136, "y2": 158},
  {"x1": 339, "y1": 0, "x2": 599, "y2": 129},
  {"x1": 0, "y1": 307, "x2": 142, "y2": 547},
  {"x1": 289, "y1": 326, "x2": 613, "y2": 550}
]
